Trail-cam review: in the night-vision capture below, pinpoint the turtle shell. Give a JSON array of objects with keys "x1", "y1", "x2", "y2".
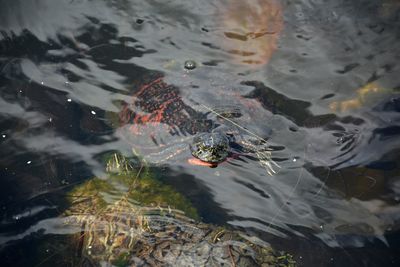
[
  {"x1": 47, "y1": 154, "x2": 295, "y2": 266},
  {"x1": 118, "y1": 76, "x2": 211, "y2": 136}
]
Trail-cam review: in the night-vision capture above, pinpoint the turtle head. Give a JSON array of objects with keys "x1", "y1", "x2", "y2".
[{"x1": 190, "y1": 132, "x2": 230, "y2": 164}]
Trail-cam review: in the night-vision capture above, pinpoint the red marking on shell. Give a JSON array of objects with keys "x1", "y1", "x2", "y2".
[{"x1": 119, "y1": 77, "x2": 208, "y2": 139}]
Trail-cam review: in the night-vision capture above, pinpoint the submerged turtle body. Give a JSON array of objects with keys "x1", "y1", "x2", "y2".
[
  {"x1": 113, "y1": 74, "x2": 232, "y2": 165},
  {"x1": 110, "y1": 74, "x2": 217, "y2": 165},
  {"x1": 110, "y1": 73, "x2": 279, "y2": 173},
  {"x1": 53, "y1": 153, "x2": 295, "y2": 266}
]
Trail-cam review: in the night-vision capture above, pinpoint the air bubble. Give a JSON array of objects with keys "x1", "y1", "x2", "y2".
[{"x1": 184, "y1": 60, "x2": 197, "y2": 70}]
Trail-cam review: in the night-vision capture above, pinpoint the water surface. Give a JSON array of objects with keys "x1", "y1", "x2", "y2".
[{"x1": 1, "y1": 0, "x2": 400, "y2": 266}]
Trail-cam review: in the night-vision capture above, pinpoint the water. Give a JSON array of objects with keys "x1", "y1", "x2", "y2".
[{"x1": 1, "y1": 0, "x2": 400, "y2": 266}]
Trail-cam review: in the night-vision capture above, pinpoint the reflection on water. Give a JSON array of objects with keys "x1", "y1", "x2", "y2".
[
  {"x1": 220, "y1": 0, "x2": 283, "y2": 66},
  {"x1": 329, "y1": 82, "x2": 391, "y2": 112},
  {"x1": 1, "y1": 0, "x2": 400, "y2": 266}
]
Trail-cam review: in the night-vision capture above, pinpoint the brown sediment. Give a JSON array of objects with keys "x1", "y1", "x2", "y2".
[{"x1": 220, "y1": 0, "x2": 283, "y2": 66}]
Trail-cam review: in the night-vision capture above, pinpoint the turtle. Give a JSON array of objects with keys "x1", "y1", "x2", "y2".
[
  {"x1": 110, "y1": 74, "x2": 212, "y2": 164},
  {"x1": 37, "y1": 152, "x2": 295, "y2": 266},
  {"x1": 110, "y1": 73, "x2": 280, "y2": 173}
]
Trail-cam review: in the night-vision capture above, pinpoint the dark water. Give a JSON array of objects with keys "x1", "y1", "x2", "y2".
[{"x1": 1, "y1": 0, "x2": 400, "y2": 266}]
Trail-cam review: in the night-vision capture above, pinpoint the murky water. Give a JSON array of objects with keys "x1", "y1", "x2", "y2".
[{"x1": 1, "y1": 0, "x2": 400, "y2": 266}]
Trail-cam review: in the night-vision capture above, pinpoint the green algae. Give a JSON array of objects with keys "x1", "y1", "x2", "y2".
[{"x1": 66, "y1": 152, "x2": 199, "y2": 220}]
